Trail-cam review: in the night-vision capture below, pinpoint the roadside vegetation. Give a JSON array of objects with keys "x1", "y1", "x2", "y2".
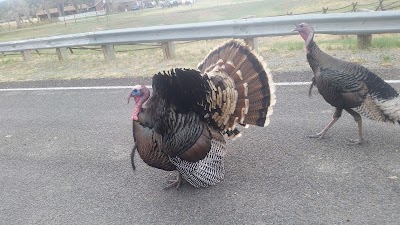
[{"x1": 0, "y1": 0, "x2": 399, "y2": 82}]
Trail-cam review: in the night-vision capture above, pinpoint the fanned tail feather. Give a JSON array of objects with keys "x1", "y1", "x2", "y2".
[
  {"x1": 356, "y1": 95, "x2": 400, "y2": 124},
  {"x1": 198, "y1": 40, "x2": 276, "y2": 130},
  {"x1": 377, "y1": 96, "x2": 400, "y2": 124},
  {"x1": 355, "y1": 70, "x2": 400, "y2": 124}
]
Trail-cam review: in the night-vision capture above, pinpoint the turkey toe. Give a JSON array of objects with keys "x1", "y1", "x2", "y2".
[
  {"x1": 346, "y1": 137, "x2": 367, "y2": 145},
  {"x1": 164, "y1": 174, "x2": 183, "y2": 190},
  {"x1": 306, "y1": 133, "x2": 325, "y2": 139}
]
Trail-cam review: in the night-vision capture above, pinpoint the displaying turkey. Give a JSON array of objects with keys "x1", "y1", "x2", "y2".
[
  {"x1": 293, "y1": 22, "x2": 400, "y2": 144},
  {"x1": 128, "y1": 40, "x2": 275, "y2": 189}
]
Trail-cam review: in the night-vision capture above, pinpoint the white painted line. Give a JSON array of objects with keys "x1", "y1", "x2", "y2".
[
  {"x1": 0, "y1": 80, "x2": 399, "y2": 92},
  {"x1": 386, "y1": 80, "x2": 400, "y2": 84},
  {"x1": 0, "y1": 86, "x2": 134, "y2": 92},
  {"x1": 274, "y1": 80, "x2": 400, "y2": 86},
  {"x1": 275, "y1": 82, "x2": 311, "y2": 86}
]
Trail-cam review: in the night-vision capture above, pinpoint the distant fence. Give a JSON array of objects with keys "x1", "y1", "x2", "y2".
[
  {"x1": 1, "y1": 10, "x2": 400, "y2": 61},
  {"x1": 58, "y1": 10, "x2": 107, "y2": 21},
  {"x1": 279, "y1": 0, "x2": 400, "y2": 15}
]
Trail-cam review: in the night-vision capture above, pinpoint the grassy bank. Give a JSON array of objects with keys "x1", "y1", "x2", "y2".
[
  {"x1": 0, "y1": 0, "x2": 399, "y2": 82},
  {"x1": 1, "y1": 34, "x2": 399, "y2": 82}
]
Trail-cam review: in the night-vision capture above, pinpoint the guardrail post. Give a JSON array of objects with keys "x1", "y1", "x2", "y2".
[
  {"x1": 357, "y1": 34, "x2": 372, "y2": 49},
  {"x1": 101, "y1": 45, "x2": 116, "y2": 61},
  {"x1": 21, "y1": 50, "x2": 31, "y2": 61},
  {"x1": 376, "y1": 0, "x2": 384, "y2": 11},
  {"x1": 351, "y1": 2, "x2": 358, "y2": 12},
  {"x1": 161, "y1": 42, "x2": 176, "y2": 59},
  {"x1": 244, "y1": 38, "x2": 258, "y2": 52},
  {"x1": 56, "y1": 47, "x2": 68, "y2": 60}
]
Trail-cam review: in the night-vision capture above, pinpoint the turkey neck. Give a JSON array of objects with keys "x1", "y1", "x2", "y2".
[
  {"x1": 306, "y1": 39, "x2": 338, "y2": 72},
  {"x1": 137, "y1": 91, "x2": 167, "y2": 131}
]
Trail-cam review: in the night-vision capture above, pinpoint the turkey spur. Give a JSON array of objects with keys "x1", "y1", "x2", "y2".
[
  {"x1": 127, "y1": 40, "x2": 276, "y2": 189},
  {"x1": 293, "y1": 23, "x2": 400, "y2": 145}
]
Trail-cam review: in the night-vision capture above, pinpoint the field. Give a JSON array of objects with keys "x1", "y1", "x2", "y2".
[
  {"x1": 0, "y1": 0, "x2": 399, "y2": 82},
  {"x1": 0, "y1": 0, "x2": 360, "y2": 41}
]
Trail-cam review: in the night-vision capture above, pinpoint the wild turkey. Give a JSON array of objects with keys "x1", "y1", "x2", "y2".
[
  {"x1": 293, "y1": 22, "x2": 400, "y2": 144},
  {"x1": 128, "y1": 40, "x2": 275, "y2": 188}
]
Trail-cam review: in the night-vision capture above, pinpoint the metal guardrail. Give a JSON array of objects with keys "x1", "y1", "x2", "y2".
[{"x1": 0, "y1": 10, "x2": 400, "y2": 53}]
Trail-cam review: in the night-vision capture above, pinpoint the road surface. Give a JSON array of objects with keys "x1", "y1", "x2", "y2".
[{"x1": 0, "y1": 78, "x2": 399, "y2": 224}]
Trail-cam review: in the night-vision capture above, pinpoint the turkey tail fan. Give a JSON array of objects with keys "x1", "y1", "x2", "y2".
[
  {"x1": 198, "y1": 40, "x2": 276, "y2": 128},
  {"x1": 355, "y1": 69, "x2": 400, "y2": 124},
  {"x1": 356, "y1": 95, "x2": 400, "y2": 124}
]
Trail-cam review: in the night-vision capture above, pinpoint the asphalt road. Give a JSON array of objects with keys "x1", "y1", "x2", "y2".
[{"x1": 0, "y1": 79, "x2": 399, "y2": 224}]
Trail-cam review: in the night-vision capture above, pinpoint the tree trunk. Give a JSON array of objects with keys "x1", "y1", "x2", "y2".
[
  {"x1": 12, "y1": 10, "x2": 21, "y2": 28},
  {"x1": 22, "y1": 2, "x2": 35, "y2": 24},
  {"x1": 57, "y1": 0, "x2": 65, "y2": 17},
  {"x1": 42, "y1": 0, "x2": 52, "y2": 20},
  {"x1": 105, "y1": 0, "x2": 112, "y2": 14},
  {"x1": 71, "y1": 0, "x2": 81, "y2": 14},
  {"x1": 9, "y1": 0, "x2": 22, "y2": 28}
]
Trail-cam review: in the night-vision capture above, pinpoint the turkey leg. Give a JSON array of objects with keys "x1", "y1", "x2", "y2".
[
  {"x1": 130, "y1": 143, "x2": 137, "y2": 171},
  {"x1": 307, "y1": 107, "x2": 342, "y2": 139},
  {"x1": 345, "y1": 108, "x2": 364, "y2": 145}
]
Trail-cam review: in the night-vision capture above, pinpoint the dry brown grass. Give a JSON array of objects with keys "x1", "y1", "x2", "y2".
[
  {"x1": 1, "y1": 35, "x2": 399, "y2": 82},
  {"x1": 0, "y1": 39, "x2": 229, "y2": 82}
]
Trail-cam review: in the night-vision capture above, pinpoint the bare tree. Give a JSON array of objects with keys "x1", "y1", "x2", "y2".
[
  {"x1": 25, "y1": 0, "x2": 41, "y2": 23},
  {"x1": 105, "y1": 0, "x2": 112, "y2": 14},
  {"x1": 70, "y1": 0, "x2": 81, "y2": 14},
  {"x1": 39, "y1": 0, "x2": 51, "y2": 20},
  {"x1": 0, "y1": 2, "x2": 8, "y2": 24},
  {"x1": 8, "y1": 0, "x2": 22, "y2": 28},
  {"x1": 57, "y1": 0, "x2": 65, "y2": 16}
]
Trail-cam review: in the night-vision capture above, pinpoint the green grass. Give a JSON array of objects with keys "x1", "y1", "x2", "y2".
[
  {"x1": 383, "y1": 55, "x2": 391, "y2": 62},
  {"x1": 381, "y1": 53, "x2": 394, "y2": 67},
  {"x1": 0, "y1": 57, "x2": 18, "y2": 65},
  {"x1": 372, "y1": 36, "x2": 400, "y2": 48},
  {"x1": 264, "y1": 34, "x2": 400, "y2": 52},
  {"x1": 320, "y1": 37, "x2": 358, "y2": 51}
]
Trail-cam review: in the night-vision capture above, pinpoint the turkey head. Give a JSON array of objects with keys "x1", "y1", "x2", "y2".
[{"x1": 127, "y1": 85, "x2": 150, "y2": 121}]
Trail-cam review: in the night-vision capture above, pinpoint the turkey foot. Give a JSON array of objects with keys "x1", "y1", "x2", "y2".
[
  {"x1": 164, "y1": 173, "x2": 183, "y2": 190},
  {"x1": 306, "y1": 116, "x2": 339, "y2": 140},
  {"x1": 346, "y1": 117, "x2": 365, "y2": 145},
  {"x1": 346, "y1": 138, "x2": 367, "y2": 145},
  {"x1": 306, "y1": 132, "x2": 326, "y2": 139}
]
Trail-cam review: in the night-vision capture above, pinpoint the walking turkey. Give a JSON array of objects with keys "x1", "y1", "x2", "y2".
[
  {"x1": 293, "y1": 22, "x2": 400, "y2": 144},
  {"x1": 128, "y1": 40, "x2": 276, "y2": 188}
]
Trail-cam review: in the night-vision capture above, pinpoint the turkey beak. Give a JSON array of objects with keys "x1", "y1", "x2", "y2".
[
  {"x1": 127, "y1": 92, "x2": 133, "y2": 104},
  {"x1": 292, "y1": 24, "x2": 299, "y2": 32}
]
